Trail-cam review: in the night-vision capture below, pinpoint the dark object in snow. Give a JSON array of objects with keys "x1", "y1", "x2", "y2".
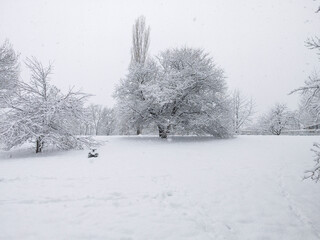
[{"x1": 88, "y1": 148, "x2": 99, "y2": 158}]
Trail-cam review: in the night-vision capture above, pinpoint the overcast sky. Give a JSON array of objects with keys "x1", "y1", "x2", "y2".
[{"x1": 1, "y1": 0, "x2": 319, "y2": 115}]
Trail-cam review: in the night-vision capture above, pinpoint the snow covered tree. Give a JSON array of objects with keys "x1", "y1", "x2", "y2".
[
  {"x1": 296, "y1": 90, "x2": 320, "y2": 128},
  {"x1": 259, "y1": 103, "x2": 294, "y2": 135},
  {"x1": 291, "y1": 36, "x2": 320, "y2": 181},
  {"x1": 88, "y1": 104, "x2": 104, "y2": 135},
  {"x1": 114, "y1": 58, "x2": 158, "y2": 135},
  {"x1": 232, "y1": 89, "x2": 254, "y2": 134},
  {"x1": 114, "y1": 16, "x2": 152, "y2": 135},
  {"x1": 116, "y1": 47, "x2": 232, "y2": 138},
  {"x1": 147, "y1": 47, "x2": 232, "y2": 138},
  {"x1": 116, "y1": 45, "x2": 233, "y2": 138},
  {"x1": 0, "y1": 40, "x2": 20, "y2": 107},
  {"x1": 128, "y1": 15, "x2": 151, "y2": 134},
  {"x1": 0, "y1": 57, "x2": 95, "y2": 153},
  {"x1": 293, "y1": 74, "x2": 320, "y2": 181},
  {"x1": 87, "y1": 104, "x2": 115, "y2": 135},
  {"x1": 99, "y1": 107, "x2": 116, "y2": 135},
  {"x1": 115, "y1": 15, "x2": 151, "y2": 135}
]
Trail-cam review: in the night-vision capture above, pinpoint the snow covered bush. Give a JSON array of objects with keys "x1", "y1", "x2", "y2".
[
  {"x1": 115, "y1": 47, "x2": 233, "y2": 138},
  {"x1": 0, "y1": 57, "x2": 95, "y2": 153}
]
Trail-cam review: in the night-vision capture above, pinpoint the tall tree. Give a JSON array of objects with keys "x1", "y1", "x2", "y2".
[
  {"x1": 131, "y1": 15, "x2": 150, "y2": 65},
  {"x1": 130, "y1": 16, "x2": 151, "y2": 134},
  {"x1": 0, "y1": 57, "x2": 94, "y2": 153},
  {"x1": 0, "y1": 40, "x2": 20, "y2": 106}
]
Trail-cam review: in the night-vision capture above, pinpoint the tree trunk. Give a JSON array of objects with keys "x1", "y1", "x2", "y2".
[
  {"x1": 137, "y1": 126, "x2": 142, "y2": 135},
  {"x1": 158, "y1": 125, "x2": 169, "y2": 139},
  {"x1": 85, "y1": 124, "x2": 88, "y2": 135},
  {"x1": 36, "y1": 136, "x2": 43, "y2": 153}
]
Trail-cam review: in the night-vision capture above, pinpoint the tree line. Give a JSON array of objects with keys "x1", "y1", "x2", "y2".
[{"x1": 0, "y1": 14, "x2": 319, "y2": 158}]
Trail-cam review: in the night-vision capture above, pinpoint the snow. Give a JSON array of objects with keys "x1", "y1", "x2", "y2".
[{"x1": 0, "y1": 135, "x2": 320, "y2": 240}]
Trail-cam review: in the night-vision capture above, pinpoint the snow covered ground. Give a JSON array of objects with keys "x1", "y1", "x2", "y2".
[{"x1": 1, "y1": 135, "x2": 320, "y2": 240}]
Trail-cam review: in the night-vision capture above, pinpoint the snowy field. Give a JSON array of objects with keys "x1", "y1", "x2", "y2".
[{"x1": 1, "y1": 135, "x2": 320, "y2": 240}]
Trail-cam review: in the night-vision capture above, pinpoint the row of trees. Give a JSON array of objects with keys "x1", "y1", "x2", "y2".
[
  {"x1": 84, "y1": 104, "x2": 115, "y2": 136},
  {"x1": 0, "y1": 38, "x2": 254, "y2": 154},
  {"x1": 245, "y1": 99, "x2": 319, "y2": 136},
  {"x1": 0, "y1": 16, "x2": 259, "y2": 154},
  {"x1": 1, "y1": 14, "x2": 317, "y2": 156}
]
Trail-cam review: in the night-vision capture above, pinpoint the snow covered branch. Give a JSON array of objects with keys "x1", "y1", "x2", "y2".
[{"x1": 304, "y1": 143, "x2": 320, "y2": 182}]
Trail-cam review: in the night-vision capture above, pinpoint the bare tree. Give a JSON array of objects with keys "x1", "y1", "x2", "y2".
[
  {"x1": 100, "y1": 107, "x2": 115, "y2": 135},
  {"x1": 87, "y1": 104, "x2": 115, "y2": 136},
  {"x1": 232, "y1": 89, "x2": 254, "y2": 134},
  {"x1": 89, "y1": 104, "x2": 104, "y2": 135}
]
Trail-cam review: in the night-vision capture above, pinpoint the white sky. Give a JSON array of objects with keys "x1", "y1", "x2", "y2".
[{"x1": 1, "y1": 0, "x2": 319, "y2": 114}]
